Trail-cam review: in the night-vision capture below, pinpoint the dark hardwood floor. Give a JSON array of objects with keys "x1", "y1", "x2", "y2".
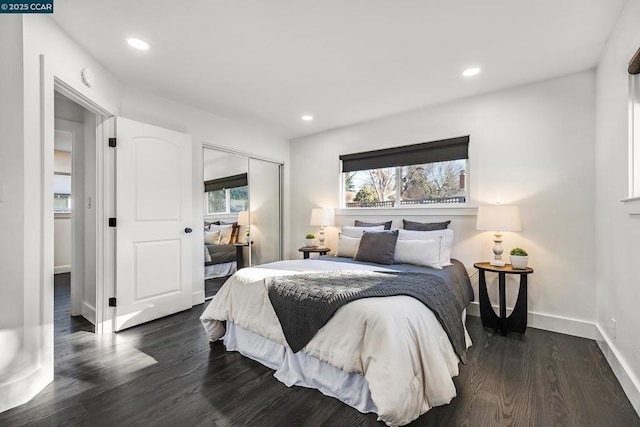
[
  {"x1": 205, "y1": 276, "x2": 230, "y2": 300},
  {"x1": 1, "y1": 274, "x2": 638, "y2": 426}
]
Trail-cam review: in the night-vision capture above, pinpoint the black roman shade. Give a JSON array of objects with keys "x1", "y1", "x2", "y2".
[
  {"x1": 204, "y1": 173, "x2": 248, "y2": 192},
  {"x1": 340, "y1": 135, "x2": 469, "y2": 173},
  {"x1": 629, "y1": 47, "x2": 640, "y2": 75}
]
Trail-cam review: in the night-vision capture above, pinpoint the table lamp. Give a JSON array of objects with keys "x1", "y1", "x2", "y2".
[
  {"x1": 476, "y1": 204, "x2": 521, "y2": 266},
  {"x1": 237, "y1": 210, "x2": 250, "y2": 241},
  {"x1": 310, "y1": 208, "x2": 335, "y2": 248}
]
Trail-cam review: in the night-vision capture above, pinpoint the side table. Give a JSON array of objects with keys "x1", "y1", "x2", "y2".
[
  {"x1": 233, "y1": 242, "x2": 250, "y2": 269},
  {"x1": 298, "y1": 247, "x2": 330, "y2": 259},
  {"x1": 473, "y1": 262, "x2": 534, "y2": 335}
]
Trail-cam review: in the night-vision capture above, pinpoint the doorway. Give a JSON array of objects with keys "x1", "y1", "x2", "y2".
[{"x1": 53, "y1": 91, "x2": 98, "y2": 331}]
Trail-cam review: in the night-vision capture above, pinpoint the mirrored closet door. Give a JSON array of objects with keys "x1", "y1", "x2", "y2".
[{"x1": 203, "y1": 146, "x2": 282, "y2": 299}]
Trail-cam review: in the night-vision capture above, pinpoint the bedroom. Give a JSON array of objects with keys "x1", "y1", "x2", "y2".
[{"x1": 1, "y1": 0, "x2": 640, "y2": 425}]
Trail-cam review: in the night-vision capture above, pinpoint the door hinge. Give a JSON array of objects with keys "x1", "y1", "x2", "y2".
[
  {"x1": 108, "y1": 297, "x2": 117, "y2": 307},
  {"x1": 108, "y1": 137, "x2": 117, "y2": 148},
  {"x1": 108, "y1": 217, "x2": 117, "y2": 227}
]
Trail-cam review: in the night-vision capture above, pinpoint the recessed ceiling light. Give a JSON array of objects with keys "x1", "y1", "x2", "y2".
[
  {"x1": 301, "y1": 115, "x2": 313, "y2": 121},
  {"x1": 462, "y1": 67, "x2": 481, "y2": 77},
  {"x1": 127, "y1": 37, "x2": 150, "y2": 51}
]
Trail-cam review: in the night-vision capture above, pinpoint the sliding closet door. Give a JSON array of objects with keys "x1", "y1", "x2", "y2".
[{"x1": 248, "y1": 158, "x2": 282, "y2": 265}]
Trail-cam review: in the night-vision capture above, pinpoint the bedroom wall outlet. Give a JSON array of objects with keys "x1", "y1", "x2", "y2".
[{"x1": 610, "y1": 318, "x2": 617, "y2": 339}]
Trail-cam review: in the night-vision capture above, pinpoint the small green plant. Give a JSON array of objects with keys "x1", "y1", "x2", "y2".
[
  {"x1": 510, "y1": 247, "x2": 528, "y2": 256},
  {"x1": 305, "y1": 233, "x2": 315, "y2": 239}
]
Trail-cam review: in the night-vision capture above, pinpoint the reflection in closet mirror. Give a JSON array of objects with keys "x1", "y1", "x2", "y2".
[{"x1": 203, "y1": 146, "x2": 283, "y2": 299}]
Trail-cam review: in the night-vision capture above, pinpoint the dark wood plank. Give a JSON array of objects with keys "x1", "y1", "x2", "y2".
[{"x1": 0, "y1": 274, "x2": 638, "y2": 427}]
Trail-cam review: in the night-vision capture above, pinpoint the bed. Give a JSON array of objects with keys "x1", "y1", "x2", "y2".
[
  {"x1": 204, "y1": 221, "x2": 240, "y2": 279},
  {"x1": 200, "y1": 255, "x2": 474, "y2": 426},
  {"x1": 204, "y1": 244, "x2": 237, "y2": 279}
]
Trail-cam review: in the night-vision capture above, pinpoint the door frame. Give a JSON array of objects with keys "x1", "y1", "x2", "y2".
[{"x1": 51, "y1": 77, "x2": 116, "y2": 334}]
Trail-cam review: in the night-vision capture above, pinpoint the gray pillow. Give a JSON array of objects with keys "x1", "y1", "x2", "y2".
[
  {"x1": 354, "y1": 230, "x2": 399, "y2": 265},
  {"x1": 354, "y1": 219, "x2": 393, "y2": 230},
  {"x1": 403, "y1": 219, "x2": 451, "y2": 231}
]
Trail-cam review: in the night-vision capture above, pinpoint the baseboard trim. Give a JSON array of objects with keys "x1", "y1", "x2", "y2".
[
  {"x1": 81, "y1": 301, "x2": 96, "y2": 325},
  {"x1": 192, "y1": 290, "x2": 205, "y2": 306},
  {"x1": 54, "y1": 265, "x2": 71, "y2": 274},
  {"x1": 595, "y1": 325, "x2": 640, "y2": 417},
  {"x1": 466, "y1": 301, "x2": 596, "y2": 339},
  {"x1": 0, "y1": 364, "x2": 53, "y2": 414}
]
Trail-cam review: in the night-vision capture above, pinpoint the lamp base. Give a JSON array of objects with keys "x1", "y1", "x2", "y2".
[{"x1": 490, "y1": 260, "x2": 506, "y2": 267}]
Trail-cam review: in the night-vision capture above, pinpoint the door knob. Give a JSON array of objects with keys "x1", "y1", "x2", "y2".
[{"x1": 184, "y1": 227, "x2": 193, "y2": 234}]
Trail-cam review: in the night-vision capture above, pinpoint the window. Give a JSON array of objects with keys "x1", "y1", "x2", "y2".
[
  {"x1": 341, "y1": 136, "x2": 469, "y2": 208},
  {"x1": 204, "y1": 173, "x2": 248, "y2": 215},
  {"x1": 53, "y1": 173, "x2": 71, "y2": 213}
]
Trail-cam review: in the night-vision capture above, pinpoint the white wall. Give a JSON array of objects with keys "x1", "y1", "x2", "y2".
[
  {"x1": 1, "y1": 14, "x2": 290, "y2": 412},
  {"x1": 290, "y1": 70, "x2": 597, "y2": 336},
  {"x1": 204, "y1": 151, "x2": 248, "y2": 181},
  {"x1": 0, "y1": 13, "x2": 125, "y2": 413},
  {"x1": 53, "y1": 217, "x2": 71, "y2": 273},
  {"x1": 595, "y1": 0, "x2": 640, "y2": 414},
  {"x1": 82, "y1": 110, "x2": 97, "y2": 323},
  {"x1": 0, "y1": 15, "x2": 28, "y2": 413}
]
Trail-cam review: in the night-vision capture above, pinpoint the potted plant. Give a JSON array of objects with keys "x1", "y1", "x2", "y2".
[
  {"x1": 510, "y1": 247, "x2": 529, "y2": 269},
  {"x1": 305, "y1": 233, "x2": 316, "y2": 247}
]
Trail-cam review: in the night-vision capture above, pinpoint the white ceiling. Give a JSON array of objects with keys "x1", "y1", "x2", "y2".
[{"x1": 51, "y1": 0, "x2": 626, "y2": 139}]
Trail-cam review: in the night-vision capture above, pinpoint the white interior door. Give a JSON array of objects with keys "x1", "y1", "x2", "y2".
[{"x1": 114, "y1": 117, "x2": 192, "y2": 331}]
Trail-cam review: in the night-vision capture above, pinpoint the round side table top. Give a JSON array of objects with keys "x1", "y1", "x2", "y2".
[{"x1": 474, "y1": 262, "x2": 534, "y2": 274}]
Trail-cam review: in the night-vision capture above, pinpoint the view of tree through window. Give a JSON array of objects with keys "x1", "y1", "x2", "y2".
[
  {"x1": 207, "y1": 189, "x2": 226, "y2": 213},
  {"x1": 206, "y1": 186, "x2": 248, "y2": 214},
  {"x1": 229, "y1": 186, "x2": 248, "y2": 212},
  {"x1": 344, "y1": 159, "x2": 466, "y2": 207}
]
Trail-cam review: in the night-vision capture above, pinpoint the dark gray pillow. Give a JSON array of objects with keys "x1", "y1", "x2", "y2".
[
  {"x1": 403, "y1": 219, "x2": 451, "y2": 231},
  {"x1": 354, "y1": 230, "x2": 399, "y2": 265},
  {"x1": 354, "y1": 219, "x2": 393, "y2": 230}
]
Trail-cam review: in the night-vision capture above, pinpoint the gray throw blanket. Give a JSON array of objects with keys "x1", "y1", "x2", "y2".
[{"x1": 266, "y1": 271, "x2": 467, "y2": 363}]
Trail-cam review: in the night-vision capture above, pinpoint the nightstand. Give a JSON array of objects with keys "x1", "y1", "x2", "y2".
[
  {"x1": 233, "y1": 242, "x2": 250, "y2": 269},
  {"x1": 473, "y1": 262, "x2": 534, "y2": 335},
  {"x1": 298, "y1": 247, "x2": 330, "y2": 259}
]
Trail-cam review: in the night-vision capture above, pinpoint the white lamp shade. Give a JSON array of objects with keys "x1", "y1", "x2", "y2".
[
  {"x1": 476, "y1": 205, "x2": 521, "y2": 232},
  {"x1": 237, "y1": 210, "x2": 250, "y2": 226},
  {"x1": 310, "y1": 208, "x2": 335, "y2": 226}
]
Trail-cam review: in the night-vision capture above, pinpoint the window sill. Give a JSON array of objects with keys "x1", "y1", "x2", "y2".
[
  {"x1": 335, "y1": 206, "x2": 478, "y2": 217},
  {"x1": 621, "y1": 197, "x2": 640, "y2": 215}
]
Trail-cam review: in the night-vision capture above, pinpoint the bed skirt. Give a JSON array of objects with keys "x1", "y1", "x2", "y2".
[
  {"x1": 205, "y1": 261, "x2": 236, "y2": 279},
  {"x1": 223, "y1": 322, "x2": 379, "y2": 416},
  {"x1": 220, "y1": 308, "x2": 470, "y2": 425}
]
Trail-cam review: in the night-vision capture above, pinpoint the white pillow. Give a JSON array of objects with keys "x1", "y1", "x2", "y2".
[
  {"x1": 341, "y1": 225, "x2": 385, "y2": 238},
  {"x1": 204, "y1": 245, "x2": 212, "y2": 263},
  {"x1": 209, "y1": 224, "x2": 234, "y2": 244},
  {"x1": 335, "y1": 234, "x2": 361, "y2": 258},
  {"x1": 204, "y1": 229, "x2": 221, "y2": 245},
  {"x1": 398, "y1": 228, "x2": 454, "y2": 266},
  {"x1": 394, "y1": 238, "x2": 442, "y2": 269}
]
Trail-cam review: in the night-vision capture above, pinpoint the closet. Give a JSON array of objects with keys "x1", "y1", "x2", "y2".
[{"x1": 203, "y1": 146, "x2": 282, "y2": 298}]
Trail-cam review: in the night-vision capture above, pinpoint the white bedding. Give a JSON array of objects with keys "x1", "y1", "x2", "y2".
[{"x1": 200, "y1": 259, "x2": 471, "y2": 426}]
